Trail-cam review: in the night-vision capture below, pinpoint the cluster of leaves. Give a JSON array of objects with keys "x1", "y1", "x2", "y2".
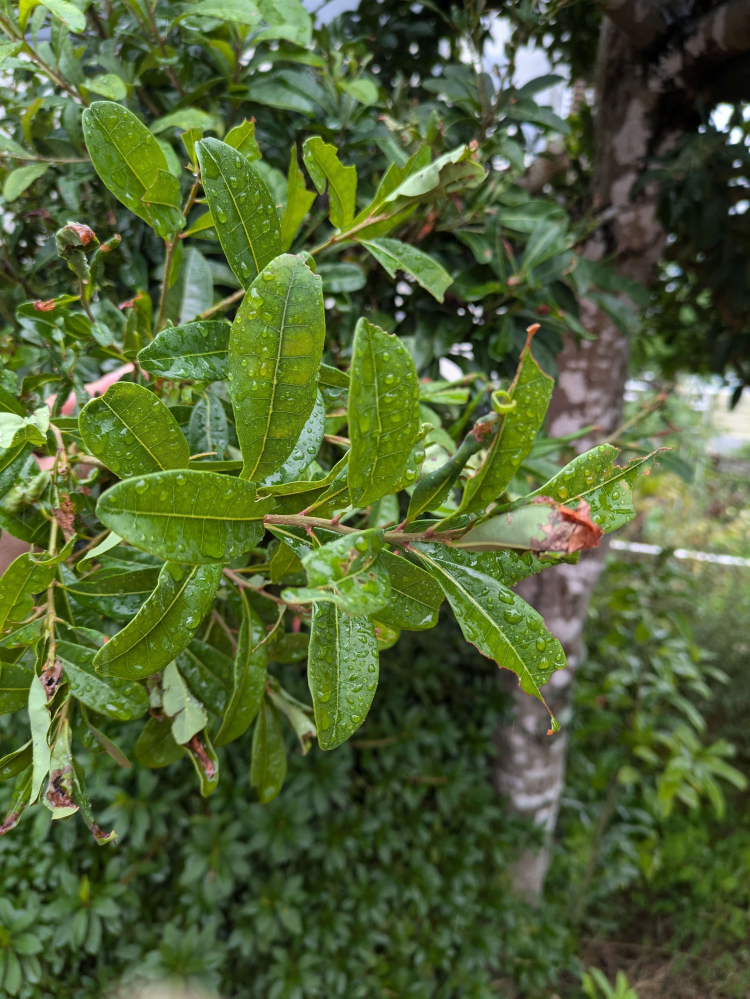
[
  {"x1": 0, "y1": 620, "x2": 576, "y2": 999},
  {"x1": 0, "y1": 0, "x2": 655, "y2": 844}
]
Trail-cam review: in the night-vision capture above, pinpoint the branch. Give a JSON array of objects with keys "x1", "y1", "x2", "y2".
[{"x1": 684, "y1": 0, "x2": 750, "y2": 62}]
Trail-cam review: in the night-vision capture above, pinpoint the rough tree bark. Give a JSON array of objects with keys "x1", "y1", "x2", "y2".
[{"x1": 495, "y1": 0, "x2": 750, "y2": 899}]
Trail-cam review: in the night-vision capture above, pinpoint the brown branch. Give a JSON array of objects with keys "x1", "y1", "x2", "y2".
[{"x1": 602, "y1": 0, "x2": 668, "y2": 50}]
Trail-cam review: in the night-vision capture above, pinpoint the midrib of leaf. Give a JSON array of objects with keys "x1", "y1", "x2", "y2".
[
  {"x1": 95, "y1": 111, "x2": 150, "y2": 197},
  {"x1": 332, "y1": 605, "x2": 342, "y2": 737},
  {"x1": 100, "y1": 396, "x2": 167, "y2": 470},
  {"x1": 415, "y1": 549, "x2": 545, "y2": 700},
  {"x1": 545, "y1": 456, "x2": 648, "y2": 503},
  {"x1": 363, "y1": 336, "x2": 384, "y2": 497},
  {"x1": 208, "y1": 144, "x2": 261, "y2": 272},
  {"x1": 104, "y1": 566, "x2": 197, "y2": 665},
  {"x1": 246, "y1": 262, "x2": 297, "y2": 481}
]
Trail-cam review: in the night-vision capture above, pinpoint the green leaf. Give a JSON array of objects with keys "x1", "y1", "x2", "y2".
[
  {"x1": 162, "y1": 660, "x2": 208, "y2": 744},
  {"x1": 259, "y1": 390, "x2": 324, "y2": 486},
  {"x1": 453, "y1": 501, "x2": 602, "y2": 553},
  {"x1": 92, "y1": 562, "x2": 222, "y2": 680},
  {"x1": 188, "y1": 392, "x2": 228, "y2": 460},
  {"x1": 453, "y1": 335, "x2": 553, "y2": 518},
  {"x1": 229, "y1": 254, "x2": 325, "y2": 482},
  {"x1": 340, "y1": 78, "x2": 379, "y2": 105},
  {"x1": 215, "y1": 589, "x2": 267, "y2": 745},
  {"x1": 269, "y1": 539, "x2": 302, "y2": 583},
  {"x1": 266, "y1": 679, "x2": 315, "y2": 753},
  {"x1": 0, "y1": 132, "x2": 27, "y2": 160},
  {"x1": 361, "y1": 238, "x2": 452, "y2": 302},
  {"x1": 39, "y1": 0, "x2": 86, "y2": 31},
  {"x1": 0, "y1": 663, "x2": 33, "y2": 715},
  {"x1": 347, "y1": 318, "x2": 421, "y2": 507},
  {"x1": 521, "y1": 219, "x2": 568, "y2": 275},
  {"x1": 28, "y1": 673, "x2": 50, "y2": 802},
  {"x1": 182, "y1": 0, "x2": 262, "y2": 24},
  {"x1": 280, "y1": 147, "x2": 316, "y2": 251},
  {"x1": 308, "y1": 602, "x2": 378, "y2": 750},
  {"x1": 76, "y1": 532, "x2": 123, "y2": 573},
  {"x1": 80, "y1": 382, "x2": 190, "y2": 479},
  {"x1": 0, "y1": 550, "x2": 64, "y2": 631},
  {"x1": 250, "y1": 696, "x2": 286, "y2": 802},
  {"x1": 373, "y1": 550, "x2": 443, "y2": 631},
  {"x1": 413, "y1": 543, "x2": 564, "y2": 729},
  {"x1": 77, "y1": 704, "x2": 131, "y2": 768},
  {"x1": 383, "y1": 145, "x2": 485, "y2": 207},
  {"x1": 2, "y1": 163, "x2": 49, "y2": 201},
  {"x1": 57, "y1": 641, "x2": 148, "y2": 720},
  {"x1": 225, "y1": 118, "x2": 261, "y2": 161},
  {"x1": 317, "y1": 262, "x2": 366, "y2": 294},
  {"x1": 0, "y1": 407, "x2": 49, "y2": 449},
  {"x1": 182, "y1": 210, "x2": 217, "y2": 240},
  {"x1": 0, "y1": 766, "x2": 32, "y2": 835},
  {"x1": 137, "y1": 320, "x2": 229, "y2": 381},
  {"x1": 302, "y1": 136, "x2": 356, "y2": 230},
  {"x1": 197, "y1": 137, "x2": 282, "y2": 289},
  {"x1": 135, "y1": 715, "x2": 183, "y2": 768},
  {"x1": 179, "y1": 247, "x2": 213, "y2": 324},
  {"x1": 512, "y1": 444, "x2": 661, "y2": 533},
  {"x1": 259, "y1": 452, "x2": 348, "y2": 515},
  {"x1": 96, "y1": 469, "x2": 273, "y2": 565},
  {"x1": 85, "y1": 74, "x2": 127, "y2": 101},
  {"x1": 283, "y1": 528, "x2": 392, "y2": 616},
  {"x1": 0, "y1": 741, "x2": 32, "y2": 781},
  {"x1": 256, "y1": 0, "x2": 312, "y2": 45},
  {"x1": 181, "y1": 729, "x2": 219, "y2": 796},
  {"x1": 61, "y1": 564, "x2": 161, "y2": 620},
  {"x1": 151, "y1": 108, "x2": 218, "y2": 135},
  {"x1": 177, "y1": 639, "x2": 233, "y2": 716},
  {"x1": 406, "y1": 429, "x2": 485, "y2": 524},
  {"x1": 82, "y1": 102, "x2": 185, "y2": 238}
]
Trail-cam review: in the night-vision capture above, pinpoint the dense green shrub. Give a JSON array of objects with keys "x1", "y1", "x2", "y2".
[{"x1": 0, "y1": 617, "x2": 576, "y2": 999}]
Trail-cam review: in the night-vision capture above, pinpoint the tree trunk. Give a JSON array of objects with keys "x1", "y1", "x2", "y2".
[{"x1": 495, "y1": 14, "x2": 668, "y2": 900}]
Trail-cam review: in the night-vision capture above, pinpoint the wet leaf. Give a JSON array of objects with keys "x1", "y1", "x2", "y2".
[
  {"x1": 3, "y1": 163, "x2": 49, "y2": 201},
  {"x1": 137, "y1": 320, "x2": 230, "y2": 381},
  {"x1": 280, "y1": 147, "x2": 316, "y2": 250},
  {"x1": 197, "y1": 137, "x2": 281, "y2": 288},
  {"x1": 250, "y1": 696, "x2": 286, "y2": 802},
  {"x1": 374, "y1": 550, "x2": 444, "y2": 631},
  {"x1": 259, "y1": 390, "x2": 325, "y2": 486},
  {"x1": 269, "y1": 539, "x2": 302, "y2": 584},
  {"x1": 302, "y1": 136, "x2": 356, "y2": 230},
  {"x1": 361, "y1": 238, "x2": 452, "y2": 302},
  {"x1": 0, "y1": 664, "x2": 33, "y2": 715},
  {"x1": 57, "y1": 640, "x2": 149, "y2": 720},
  {"x1": 80, "y1": 382, "x2": 190, "y2": 479},
  {"x1": 308, "y1": 602, "x2": 379, "y2": 750},
  {"x1": 0, "y1": 549, "x2": 67, "y2": 631},
  {"x1": 225, "y1": 118, "x2": 262, "y2": 160},
  {"x1": 348, "y1": 318, "x2": 421, "y2": 506},
  {"x1": 229, "y1": 254, "x2": 325, "y2": 482},
  {"x1": 282, "y1": 528, "x2": 391, "y2": 616},
  {"x1": 454, "y1": 499, "x2": 603, "y2": 554},
  {"x1": 92, "y1": 562, "x2": 222, "y2": 680},
  {"x1": 61, "y1": 564, "x2": 161, "y2": 620},
  {"x1": 82, "y1": 101, "x2": 184, "y2": 237},
  {"x1": 266, "y1": 679, "x2": 316, "y2": 754},
  {"x1": 70, "y1": 759, "x2": 117, "y2": 844},
  {"x1": 96, "y1": 469, "x2": 273, "y2": 565},
  {"x1": 413, "y1": 542, "x2": 564, "y2": 730},
  {"x1": 0, "y1": 741, "x2": 32, "y2": 781},
  {"x1": 188, "y1": 392, "x2": 228, "y2": 460},
  {"x1": 215, "y1": 590, "x2": 267, "y2": 745},
  {"x1": 518, "y1": 444, "x2": 661, "y2": 532}
]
